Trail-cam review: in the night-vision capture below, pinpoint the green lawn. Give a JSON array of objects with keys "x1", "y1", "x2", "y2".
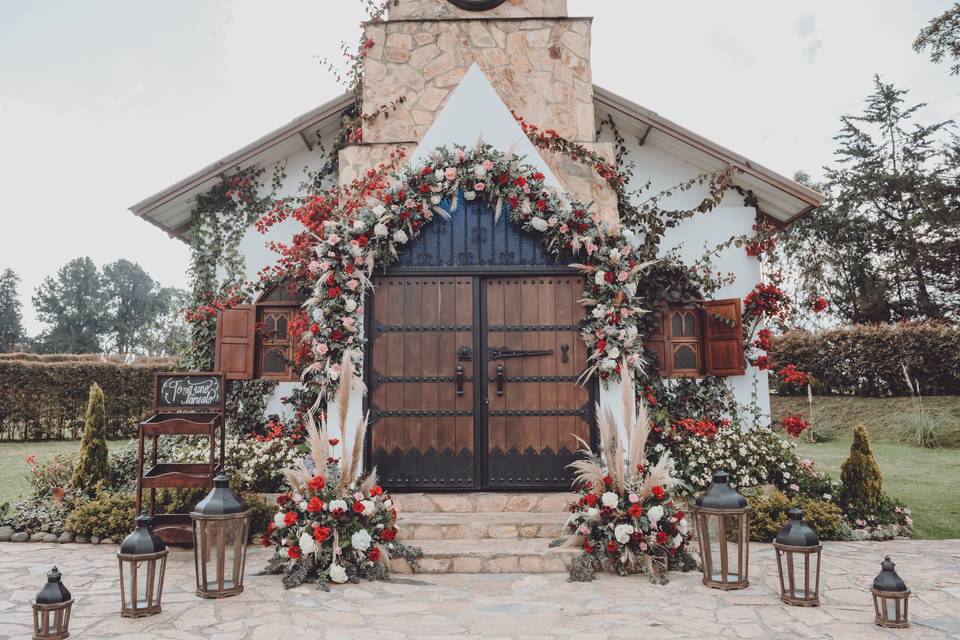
[{"x1": 0, "y1": 440, "x2": 125, "y2": 505}]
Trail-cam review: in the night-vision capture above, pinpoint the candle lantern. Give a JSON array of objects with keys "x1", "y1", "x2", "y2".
[
  {"x1": 117, "y1": 513, "x2": 168, "y2": 617},
  {"x1": 31, "y1": 566, "x2": 73, "y2": 640},
  {"x1": 190, "y1": 473, "x2": 250, "y2": 598},
  {"x1": 871, "y1": 556, "x2": 911, "y2": 628},
  {"x1": 691, "y1": 469, "x2": 751, "y2": 590},
  {"x1": 773, "y1": 507, "x2": 822, "y2": 606}
]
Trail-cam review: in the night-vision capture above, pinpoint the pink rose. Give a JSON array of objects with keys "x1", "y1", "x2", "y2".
[
  {"x1": 327, "y1": 234, "x2": 341, "y2": 246},
  {"x1": 316, "y1": 343, "x2": 329, "y2": 355},
  {"x1": 320, "y1": 261, "x2": 331, "y2": 272},
  {"x1": 454, "y1": 148, "x2": 466, "y2": 163},
  {"x1": 347, "y1": 280, "x2": 359, "y2": 291},
  {"x1": 308, "y1": 261, "x2": 320, "y2": 274},
  {"x1": 617, "y1": 271, "x2": 629, "y2": 282},
  {"x1": 474, "y1": 182, "x2": 486, "y2": 191},
  {"x1": 444, "y1": 167, "x2": 457, "y2": 181},
  {"x1": 482, "y1": 160, "x2": 494, "y2": 171},
  {"x1": 343, "y1": 317, "x2": 355, "y2": 328},
  {"x1": 560, "y1": 223, "x2": 569, "y2": 233}
]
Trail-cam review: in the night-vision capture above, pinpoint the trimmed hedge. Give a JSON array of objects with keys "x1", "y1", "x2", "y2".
[
  {"x1": 0, "y1": 357, "x2": 175, "y2": 440},
  {"x1": 770, "y1": 322, "x2": 960, "y2": 397}
]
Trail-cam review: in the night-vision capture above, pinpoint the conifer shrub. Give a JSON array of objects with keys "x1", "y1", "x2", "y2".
[
  {"x1": 747, "y1": 491, "x2": 847, "y2": 542},
  {"x1": 839, "y1": 424, "x2": 883, "y2": 509},
  {"x1": 70, "y1": 383, "x2": 110, "y2": 493}
]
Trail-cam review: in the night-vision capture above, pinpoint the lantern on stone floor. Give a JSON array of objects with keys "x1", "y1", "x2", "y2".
[
  {"x1": 117, "y1": 513, "x2": 168, "y2": 617},
  {"x1": 191, "y1": 473, "x2": 250, "y2": 598},
  {"x1": 773, "y1": 507, "x2": 822, "y2": 606},
  {"x1": 691, "y1": 469, "x2": 751, "y2": 590},
  {"x1": 871, "y1": 556, "x2": 911, "y2": 628},
  {"x1": 31, "y1": 566, "x2": 73, "y2": 640}
]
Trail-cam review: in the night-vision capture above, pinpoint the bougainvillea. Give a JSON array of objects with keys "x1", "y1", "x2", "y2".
[{"x1": 780, "y1": 414, "x2": 811, "y2": 438}]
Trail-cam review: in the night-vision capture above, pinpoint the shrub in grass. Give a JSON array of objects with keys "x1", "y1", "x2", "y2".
[
  {"x1": 839, "y1": 424, "x2": 883, "y2": 509},
  {"x1": 70, "y1": 383, "x2": 110, "y2": 494},
  {"x1": 747, "y1": 490, "x2": 847, "y2": 542}
]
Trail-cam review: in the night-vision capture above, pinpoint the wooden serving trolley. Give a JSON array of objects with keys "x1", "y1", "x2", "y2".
[{"x1": 136, "y1": 372, "x2": 225, "y2": 544}]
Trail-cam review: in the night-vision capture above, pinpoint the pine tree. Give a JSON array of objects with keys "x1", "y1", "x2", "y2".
[
  {"x1": 71, "y1": 383, "x2": 110, "y2": 493},
  {"x1": 0, "y1": 269, "x2": 25, "y2": 352},
  {"x1": 839, "y1": 424, "x2": 883, "y2": 509}
]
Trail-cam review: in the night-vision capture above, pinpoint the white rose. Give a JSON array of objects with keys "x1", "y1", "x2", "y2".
[
  {"x1": 595, "y1": 271, "x2": 606, "y2": 286},
  {"x1": 679, "y1": 518, "x2": 689, "y2": 535},
  {"x1": 607, "y1": 346, "x2": 620, "y2": 359},
  {"x1": 344, "y1": 299, "x2": 358, "y2": 313},
  {"x1": 312, "y1": 308, "x2": 324, "y2": 322},
  {"x1": 393, "y1": 230, "x2": 408, "y2": 244},
  {"x1": 673, "y1": 533, "x2": 684, "y2": 548},
  {"x1": 647, "y1": 505, "x2": 665, "y2": 525},
  {"x1": 273, "y1": 512, "x2": 286, "y2": 529},
  {"x1": 473, "y1": 165, "x2": 486, "y2": 179},
  {"x1": 586, "y1": 507, "x2": 599, "y2": 518},
  {"x1": 351, "y1": 530, "x2": 372, "y2": 552},
  {"x1": 361, "y1": 500, "x2": 375, "y2": 514},
  {"x1": 464, "y1": 190, "x2": 476, "y2": 201},
  {"x1": 299, "y1": 532, "x2": 317, "y2": 555},
  {"x1": 529, "y1": 217, "x2": 548, "y2": 232},
  {"x1": 374, "y1": 222, "x2": 389, "y2": 237},
  {"x1": 431, "y1": 195, "x2": 442, "y2": 205},
  {"x1": 614, "y1": 523, "x2": 635, "y2": 544},
  {"x1": 601, "y1": 492, "x2": 619, "y2": 509},
  {"x1": 372, "y1": 204, "x2": 386, "y2": 217},
  {"x1": 328, "y1": 564, "x2": 348, "y2": 584}
]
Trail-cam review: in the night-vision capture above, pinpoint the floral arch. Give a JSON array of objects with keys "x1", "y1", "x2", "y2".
[{"x1": 289, "y1": 143, "x2": 650, "y2": 407}]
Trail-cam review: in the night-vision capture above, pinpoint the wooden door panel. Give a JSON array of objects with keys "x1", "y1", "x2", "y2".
[
  {"x1": 485, "y1": 276, "x2": 590, "y2": 489},
  {"x1": 370, "y1": 277, "x2": 475, "y2": 489}
]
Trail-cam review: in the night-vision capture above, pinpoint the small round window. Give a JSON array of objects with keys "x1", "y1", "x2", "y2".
[{"x1": 447, "y1": 0, "x2": 508, "y2": 10}]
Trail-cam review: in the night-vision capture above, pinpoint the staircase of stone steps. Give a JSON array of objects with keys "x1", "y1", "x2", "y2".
[{"x1": 389, "y1": 492, "x2": 579, "y2": 574}]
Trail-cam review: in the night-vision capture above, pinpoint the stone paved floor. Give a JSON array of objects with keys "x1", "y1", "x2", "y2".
[{"x1": 0, "y1": 540, "x2": 957, "y2": 639}]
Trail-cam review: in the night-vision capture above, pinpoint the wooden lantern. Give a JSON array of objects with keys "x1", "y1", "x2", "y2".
[
  {"x1": 117, "y1": 514, "x2": 169, "y2": 618},
  {"x1": 871, "y1": 556, "x2": 910, "y2": 628},
  {"x1": 691, "y1": 469, "x2": 751, "y2": 590},
  {"x1": 773, "y1": 507, "x2": 822, "y2": 606},
  {"x1": 191, "y1": 473, "x2": 251, "y2": 598},
  {"x1": 31, "y1": 567, "x2": 73, "y2": 640}
]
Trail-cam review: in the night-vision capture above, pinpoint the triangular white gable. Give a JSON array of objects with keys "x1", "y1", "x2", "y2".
[{"x1": 409, "y1": 64, "x2": 562, "y2": 190}]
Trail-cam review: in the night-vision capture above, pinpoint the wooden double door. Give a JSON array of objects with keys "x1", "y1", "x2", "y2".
[{"x1": 368, "y1": 274, "x2": 592, "y2": 490}]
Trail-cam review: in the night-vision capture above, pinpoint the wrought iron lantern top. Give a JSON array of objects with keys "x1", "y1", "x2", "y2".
[
  {"x1": 775, "y1": 508, "x2": 820, "y2": 547},
  {"x1": 695, "y1": 469, "x2": 748, "y2": 510},
  {"x1": 120, "y1": 514, "x2": 167, "y2": 555},
  {"x1": 192, "y1": 473, "x2": 246, "y2": 516},
  {"x1": 873, "y1": 556, "x2": 909, "y2": 593},
  {"x1": 34, "y1": 567, "x2": 71, "y2": 605}
]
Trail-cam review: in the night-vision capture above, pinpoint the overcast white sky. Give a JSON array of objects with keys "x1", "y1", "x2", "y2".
[{"x1": 1, "y1": 0, "x2": 957, "y2": 334}]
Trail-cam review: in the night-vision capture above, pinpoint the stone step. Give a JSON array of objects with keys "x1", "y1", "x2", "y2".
[
  {"x1": 390, "y1": 538, "x2": 578, "y2": 574},
  {"x1": 393, "y1": 492, "x2": 576, "y2": 514},
  {"x1": 397, "y1": 511, "x2": 568, "y2": 540}
]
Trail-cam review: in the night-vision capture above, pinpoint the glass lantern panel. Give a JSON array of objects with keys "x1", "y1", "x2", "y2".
[
  {"x1": 195, "y1": 518, "x2": 244, "y2": 592},
  {"x1": 122, "y1": 560, "x2": 153, "y2": 609}
]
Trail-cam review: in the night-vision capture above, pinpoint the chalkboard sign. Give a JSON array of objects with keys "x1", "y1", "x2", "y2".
[{"x1": 153, "y1": 373, "x2": 225, "y2": 413}]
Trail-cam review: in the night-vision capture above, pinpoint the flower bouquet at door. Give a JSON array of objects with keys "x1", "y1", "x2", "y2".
[
  {"x1": 262, "y1": 351, "x2": 422, "y2": 589},
  {"x1": 562, "y1": 366, "x2": 690, "y2": 583}
]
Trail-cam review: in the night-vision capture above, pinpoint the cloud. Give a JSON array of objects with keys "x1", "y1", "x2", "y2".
[
  {"x1": 795, "y1": 13, "x2": 816, "y2": 37},
  {"x1": 802, "y1": 38, "x2": 823, "y2": 65}
]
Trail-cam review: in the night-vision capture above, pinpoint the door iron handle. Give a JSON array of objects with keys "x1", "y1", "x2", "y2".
[
  {"x1": 488, "y1": 348, "x2": 554, "y2": 360},
  {"x1": 496, "y1": 365, "x2": 505, "y2": 396},
  {"x1": 456, "y1": 364, "x2": 465, "y2": 397},
  {"x1": 561, "y1": 344, "x2": 570, "y2": 364}
]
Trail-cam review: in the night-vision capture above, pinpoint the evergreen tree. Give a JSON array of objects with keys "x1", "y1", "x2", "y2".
[
  {"x1": 101, "y1": 259, "x2": 173, "y2": 354},
  {"x1": 783, "y1": 77, "x2": 960, "y2": 322},
  {"x1": 71, "y1": 382, "x2": 110, "y2": 493},
  {"x1": 914, "y1": 3, "x2": 960, "y2": 75},
  {"x1": 0, "y1": 268, "x2": 25, "y2": 352},
  {"x1": 33, "y1": 257, "x2": 106, "y2": 353},
  {"x1": 840, "y1": 424, "x2": 883, "y2": 509}
]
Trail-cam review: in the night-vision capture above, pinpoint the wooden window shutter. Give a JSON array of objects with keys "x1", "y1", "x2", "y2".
[
  {"x1": 214, "y1": 305, "x2": 256, "y2": 380},
  {"x1": 645, "y1": 308, "x2": 669, "y2": 375},
  {"x1": 704, "y1": 299, "x2": 745, "y2": 376}
]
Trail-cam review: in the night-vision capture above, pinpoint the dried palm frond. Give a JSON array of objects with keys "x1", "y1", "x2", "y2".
[
  {"x1": 640, "y1": 451, "x2": 684, "y2": 497},
  {"x1": 304, "y1": 410, "x2": 329, "y2": 478},
  {"x1": 596, "y1": 403, "x2": 626, "y2": 492},
  {"x1": 568, "y1": 435, "x2": 605, "y2": 495},
  {"x1": 334, "y1": 351, "x2": 355, "y2": 489},
  {"x1": 358, "y1": 468, "x2": 379, "y2": 495},
  {"x1": 346, "y1": 412, "x2": 369, "y2": 487}
]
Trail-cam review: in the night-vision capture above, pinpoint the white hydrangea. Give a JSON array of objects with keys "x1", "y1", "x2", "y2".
[
  {"x1": 344, "y1": 298, "x2": 358, "y2": 313},
  {"x1": 614, "y1": 523, "x2": 635, "y2": 544},
  {"x1": 273, "y1": 512, "x2": 286, "y2": 529},
  {"x1": 328, "y1": 564, "x2": 348, "y2": 584},
  {"x1": 594, "y1": 271, "x2": 606, "y2": 285},
  {"x1": 299, "y1": 532, "x2": 316, "y2": 555},
  {"x1": 529, "y1": 217, "x2": 548, "y2": 232},
  {"x1": 312, "y1": 308, "x2": 324, "y2": 322},
  {"x1": 393, "y1": 229, "x2": 409, "y2": 244},
  {"x1": 372, "y1": 204, "x2": 387, "y2": 217},
  {"x1": 374, "y1": 222, "x2": 389, "y2": 237},
  {"x1": 647, "y1": 505, "x2": 664, "y2": 525},
  {"x1": 351, "y1": 530, "x2": 372, "y2": 552},
  {"x1": 601, "y1": 492, "x2": 619, "y2": 508}
]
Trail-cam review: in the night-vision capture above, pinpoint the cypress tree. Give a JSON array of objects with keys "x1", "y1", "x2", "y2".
[
  {"x1": 839, "y1": 423, "x2": 883, "y2": 508},
  {"x1": 71, "y1": 383, "x2": 110, "y2": 493}
]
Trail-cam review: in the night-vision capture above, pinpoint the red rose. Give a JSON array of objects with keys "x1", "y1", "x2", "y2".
[
  {"x1": 368, "y1": 547, "x2": 381, "y2": 562},
  {"x1": 277, "y1": 493, "x2": 292, "y2": 506},
  {"x1": 370, "y1": 485, "x2": 383, "y2": 496},
  {"x1": 812, "y1": 296, "x2": 828, "y2": 313},
  {"x1": 497, "y1": 173, "x2": 509, "y2": 185},
  {"x1": 352, "y1": 501, "x2": 366, "y2": 513},
  {"x1": 308, "y1": 474, "x2": 325, "y2": 491},
  {"x1": 583, "y1": 540, "x2": 594, "y2": 553},
  {"x1": 585, "y1": 493, "x2": 597, "y2": 507},
  {"x1": 628, "y1": 503, "x2": 643, "y2": 518},
  {"x1": 603, "y1": 271, "x2": 614, "y2": 283},
  {"x1": 380, "y1": 527, "x2": 397, "y2": 542},
  {"x1": 514, "y1": 176, "x2": 527, "y2": 188},
  {"x1": 656, "y1": 531, "x2": 668, "y2": 545},
  {"x1": 329, "y1": 438, "x2": 339, "y2": 446},
  {"x1": 288, "y1": 545, "x2": 302, "y2": 559},
  {"x1": 595, "y1": 339, "x2": 607, "y2": 352},
  {"x1": 307, "y1": 496, "x2": 324, "y2": 513},
  {"x1": 603, "y1": 475, "x2": 613, "y2": 486},
  {"x1": 283, "y1": 511, "x2": 298, "y2": 527},
  {"x1": 313, "y1": 526, "x2": 332, "y2": 543},
  {"x1": 606, "y1": 540, "x2": 618, "y2": 553},
  {"x1": 651, "y1": 486, "x2": 666, "y2": 500}
]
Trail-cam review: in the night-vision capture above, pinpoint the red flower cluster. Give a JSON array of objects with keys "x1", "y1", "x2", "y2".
[
  {"x1": 778, "y1": 364, "x2": 808, "y2": 386},
  {"x1": 673, "y1": 417, "x2": 720, "y2": 438},
  {"x1": 752, "y1": 327, "x2": 774, "y2": 351},
  {"x1": 811, "y1": 296, "x2": 828, "y2": 313},
  {"x1": 751, "y1": 355, "x2": 772, "y2": 370},
  {"x1": 743, "y1": 282, "x2": 789, "y2": 320},
  {"x1": 780, "y1": 414, "x2": 811, "y2": 438}
]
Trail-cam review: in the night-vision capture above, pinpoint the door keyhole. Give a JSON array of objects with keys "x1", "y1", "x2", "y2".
[{"x1": 561, "y1": 344, "x2": 570, "y2": 363}]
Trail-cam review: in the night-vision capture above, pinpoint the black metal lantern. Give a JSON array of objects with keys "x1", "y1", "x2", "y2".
[
  {"x1": 691, "y1": 469, "x2": 751, "y2": 590},
  {"x1": 31, "y1": 567, "x2": 73, "y2": 640},
  {"x1": 871, "y1": 556, "x2": 911, "y2": 628},
  {"x1": 190, "y1": 473, "x2": 250, "y2": 598},
  {"x1": 773, "y1": 507, "x2": 822, "y2": 606},
  {"x1": 117, "y1": 513, "x2": 168, "y2": 617}
]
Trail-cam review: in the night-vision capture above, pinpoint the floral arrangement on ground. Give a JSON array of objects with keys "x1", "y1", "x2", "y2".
[{"x1": 260, "y1": 352, "x2": 422, "y2": 588}]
